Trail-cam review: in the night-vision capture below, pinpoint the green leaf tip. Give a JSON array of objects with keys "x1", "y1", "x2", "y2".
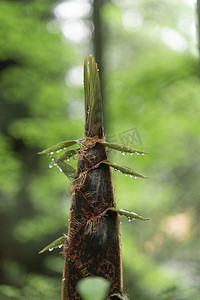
[
  {"x1": 49, "y1": 153, "x2": 76, "y2": 182},
  {"x1": 106, "y1": 207, "x2": 149, "y2": 221},
  {"x1": 39, "y1": 235, "x2": 66, "y2": 254},
  {"x1": 38, "y1": 140, "x2": 78, "y2": 155},
  {"x1": 98, "y1": 141, "x2": 148, "y2": 155},
  {"x1": 84, "y1": 55, "x2": 103, "y2": 139},
  {"x1": 102, "y1": 160, "x2": 148, "y2": 179},
  {"x1": 58, "y1": 148, "x2": 79, "y2": 162},
  {"x1": 109, "y1": 293, "x2": 130, "y2": 300}
]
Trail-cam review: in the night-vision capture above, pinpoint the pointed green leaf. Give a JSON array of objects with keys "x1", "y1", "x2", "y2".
[
  {"x1": 49, "y1": 154, "x2": 76, "y2": 181},
  {"x1": 56, "y1": 159, "x2": 76, "y2": 181},
  {"x1": 58, "y1": 149, "x2": 79, "y2": 162},
  {"x1": 109, "y1": 294, "x2": 130, "y2": 300},
  {"x1": 102, "y1": 160, "x2": 148, "y2": 179},
  {"x1": 84, "y1": 56, "x2": 103, "y2": 138},
  {"x1": 38, "y1": 140, "x2": 78, "y2": 154},
  {"x1": 98, "y1": 141, "x2": 148, "y2": 155},
  {"x1": 106, "y1": 207, "x2": 149, "y2": 221},
  {"x1": 39, "y1": 235, "x2": 66, "y2": 254},
  {"x1": 84, "y1": 57, "x2": 90, "y2": 122}
]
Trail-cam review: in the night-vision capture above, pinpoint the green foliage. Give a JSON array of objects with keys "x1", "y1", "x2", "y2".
[
  {"x1": 0, "y1": 0, "x2": 200, "y2": 299},
  {"x1": 77, "y1": 277, "x2": 110, "y2": 300}
]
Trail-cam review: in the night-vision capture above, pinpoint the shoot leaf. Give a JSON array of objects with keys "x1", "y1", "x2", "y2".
[
  {"x1": 102, "y1": 160, "x2": 148, "y2": 179},
  {"x1": 98, "y1": 141, "x2": 148, "y2": 155},
  {"x1": 39, "y1": 235, "x2": 66, "y2": 254},
  {"x1": 105, "y1": 207, "x2": 149, "y2": 221},
  {"x1": 38, "y1": 140, "x2": 78, "y2": 154}
]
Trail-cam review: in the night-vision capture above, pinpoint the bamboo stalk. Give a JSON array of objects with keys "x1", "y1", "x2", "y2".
[{"x1": 62, "y1": 56, "x2": 123, "y2": 299}]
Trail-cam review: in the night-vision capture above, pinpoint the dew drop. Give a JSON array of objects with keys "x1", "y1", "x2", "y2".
[
  {"x1": 121, "y1": 152, "x2": 126, "y2": 156},
  {"x1": 125, "y1": 174, "x2": 128, "y2": 176},
  {"x1": 58, "y1": 244, "x2": 63, "y2": 249},
  {"x1": 67, "y1": 158, "x2": 70, "y2": 162},
  {"x1": 120, "y1": 221, "x2": 122, "y2": 225},
  {"x1": 130, "y1": 175, "x2": 133, "y2": 178},
  {"x1": 130, "y1": 153, "x2": 133, "y2": 156},
  {"x1": 128, "y1": 218, "x2": 132, "y2": 222},
  {"x1": 49, "y1": 164, "x2": 53, "y2": 168},
  {"x1": 50, "y1": 151, "x2": 54, "y2": 155},
  {"x1": 49, "y1": 248, "x2": 53, "y2": 251},
  {"x1": 142, "y1": 153, "x2": 144, "y2": 156},
  {"x1": 137, "y1": 152, "x2": 139, "y2": 155},
  {"x1": 63, "y1": 277, "x2": 66, "y2": 281},
  {"x1": 134, "y1": 176, "x2": 137, "y2": 179},
  {"x1": 57, "y1": 165, "x2": 63, "y2": 173}
]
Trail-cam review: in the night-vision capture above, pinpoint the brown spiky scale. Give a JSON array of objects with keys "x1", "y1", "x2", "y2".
[{"x1": 62, "y1": 56, "x2": 123, "y2": 299}]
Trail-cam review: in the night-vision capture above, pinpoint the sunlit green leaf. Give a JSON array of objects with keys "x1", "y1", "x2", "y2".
[
  {"x1": 39, "y1": 235, "x2": 66, "y2": 254},
  {"x1": 38, "y1": 140, "x2": 78, "y2": 154},
  {"x1": 98, "y1": 141, "x2": 148, "y2": 155},
  {"x1": 105, "y1": 207, "x2": 149, "y2": 221},
  {"x1": 102, "y1": 160, "x2": 148, "y2": 179},
  {"x1": 58, "y1": 149, "x2": 79, "y2": 161},
  {"x1": 109, "y1": 293, "x2": 130, "y2": 300},
  {"x1": 49, "y1": 154, "x2": 76, "y2": 182}
]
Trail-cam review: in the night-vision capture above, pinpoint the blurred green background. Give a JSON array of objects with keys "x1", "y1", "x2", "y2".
[{"x1": 0, "y1": 0, "x2": 200, "y2": 299}]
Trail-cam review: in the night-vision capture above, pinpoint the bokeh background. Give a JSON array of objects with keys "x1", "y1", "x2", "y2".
[{"x1": 1, "y1": 0, "x2": 200, "y2": 299}]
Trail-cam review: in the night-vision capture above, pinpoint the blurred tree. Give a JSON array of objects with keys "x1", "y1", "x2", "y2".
[{"x1": 0, "y1": 0, "x2": 79, "y2": 299}]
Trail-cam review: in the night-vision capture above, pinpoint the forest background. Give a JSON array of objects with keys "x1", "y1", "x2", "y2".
[{"x1": 0, "y1": 0, "x2": 200, "y2": 299}]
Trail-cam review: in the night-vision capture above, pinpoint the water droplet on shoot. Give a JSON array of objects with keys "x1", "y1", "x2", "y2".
[
  {"x1": 130, "y1": 175, "x2": 133, "y2": 178},
  {"x1": 142, "y1": 153, "x2": 144, "y2": 156},
  {"x1": 120, "y1": 221, "x2": 122, "y2": 225},
  {"x1": 125, "y1": 174, "x2": 128, "y2": 176},
  {"x1": 57, "y1": 165, "x2": 63, "y2": 172},
  {"x1": 122, "y1": 152, "x2": 126, "y2": 156},
  {"x1": 50, "y1": 152, "x2": 54, "y2": 155},
  {"x1": 137, "y1": 152, "x2": 139, "y2": 155},
  {"x1": 134, "y1": 176, "x2": 137, "y2": 179},
  {"x1": 128, "y1": 217, "x2": 132, "y2": 222},
  {"x1": 49, "y1": 248, "x2": 53, "y2": 251},
  {"x1": 130, "y1": 153, "x2": 133, "y2": 155},
  {"x1": 67, "y1": 158, "x2": 70, "y2": 162},
  {"x1": 58, "y1": 244, "x2": 63, "y2": 249},
  {"x1": 49, "y1": 164, "x2": 53, "y2": 168}
]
